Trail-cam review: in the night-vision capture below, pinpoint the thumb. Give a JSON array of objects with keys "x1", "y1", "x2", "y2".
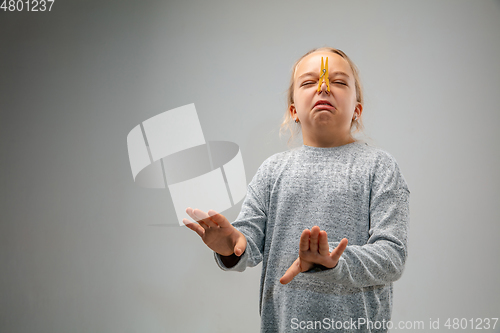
[
  {"x1": 233, "y1": 233, "x2": 247, "y2": 257},
  {"x1": 330, "y1": 238, "x2": 348, "y2": 262},
  {"x1": 280, "y1": 257, "x2": 302, "y2": 285}
]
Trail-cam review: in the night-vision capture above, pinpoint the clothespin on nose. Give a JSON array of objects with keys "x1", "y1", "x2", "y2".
[{"x1": 317, "y1": 57, "x2": 330, "y2": 93}]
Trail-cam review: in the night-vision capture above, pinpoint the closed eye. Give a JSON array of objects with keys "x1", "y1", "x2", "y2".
[
  {"x1": 301, "y1": 81, "x2": 316, "y2": 87},
  {"x1": 333, "y1": 81, "x2": 347, "y2": 86}
]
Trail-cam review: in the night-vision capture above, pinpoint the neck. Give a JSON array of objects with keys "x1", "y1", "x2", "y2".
[
  {"x1": 302, "y1": 131, "x2": 356, "y2": 148},
  {"x1": 303, "y1": 134, "x2": 355, "y2": 148}
]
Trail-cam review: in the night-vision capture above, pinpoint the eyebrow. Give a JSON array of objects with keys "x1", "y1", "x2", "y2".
[{"x1": 297, "y1": 71, "x2": 351, "y2": 80}]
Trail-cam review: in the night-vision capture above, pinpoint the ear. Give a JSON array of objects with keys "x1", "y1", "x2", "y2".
[
  {"x1": 289, "y1": 104, "x2": 297, "y2": 121},
  {"x1": 354, "y1": 103, "x2": 363, "y2": 119}
]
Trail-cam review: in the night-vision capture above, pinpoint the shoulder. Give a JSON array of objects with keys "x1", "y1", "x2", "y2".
[
  {"x1": 260, "y1": 151, "x2": 287, "y2": 166},
  {"x1": 354, "y1": 142, "x2": 398, "y2": 166},
  {"x1": 256, "y1": 147, "x2": 299, "y2": 171},
  {"x1": 248, "y1": 148, "x2": 300, "y2": 187},
  {"x1": 356, "y1": 142, "x2": 410, "y2": 192}
]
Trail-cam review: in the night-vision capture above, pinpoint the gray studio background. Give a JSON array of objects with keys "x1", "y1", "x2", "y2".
[{"x1": 1, "y1": 1, "x2": 499, "y2": 332}]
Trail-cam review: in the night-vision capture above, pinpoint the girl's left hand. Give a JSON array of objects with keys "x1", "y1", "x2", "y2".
[{"x1": 280, "y1": 226, "x2": 348, "y2": 284}]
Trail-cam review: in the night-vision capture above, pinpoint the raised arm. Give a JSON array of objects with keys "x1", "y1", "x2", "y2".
[
  {"x1": 321, "y1": 153, "x2": 410, "y2": 288},
  {"x1": 280, "y1": 226, "x2": 348, "y2": 284},
  {"x1": 185, "y1": 156, "x2": 273, "y2": 271},
  {"x1": 327, "y1": 186, "x2": 410, "y2": 288},
  {"x1": 281, "y1": 152, "x2": 410, "y2": 288},
  {"x1": 184, "y1": 208, "x2": 247, "y2": 267}
]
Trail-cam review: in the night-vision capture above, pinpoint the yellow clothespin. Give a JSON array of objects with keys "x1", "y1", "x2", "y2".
[{"x1": 317, "y1": 57, "x2": 330, "y2": 93}]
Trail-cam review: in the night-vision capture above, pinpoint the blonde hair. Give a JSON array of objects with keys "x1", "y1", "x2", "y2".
[{"x1": 279, "y1": 47, "x2": 365, "y2": 146}]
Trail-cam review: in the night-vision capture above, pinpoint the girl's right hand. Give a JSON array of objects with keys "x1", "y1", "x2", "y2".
[{"x1": 183, "y1": 208, "x2": 247, "y2": 257}]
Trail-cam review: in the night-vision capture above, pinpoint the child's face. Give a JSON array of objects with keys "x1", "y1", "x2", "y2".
[{"x1": 290, "y1": 51, "x2": 361, "y2": 145}]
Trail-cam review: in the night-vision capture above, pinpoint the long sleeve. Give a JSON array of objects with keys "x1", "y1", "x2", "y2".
[
  {"x1": 214, "y1": 158, "x2": 271, "y2": 271},
  {"x1": 211, "y1": 142, "x2": 410, "y2": 331},
  {"x1": 308, "y1": 152, "x2": 410, "y2": 288}
]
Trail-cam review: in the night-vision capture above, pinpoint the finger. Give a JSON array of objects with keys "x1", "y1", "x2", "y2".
[
  {"x1": 309, "y1": 226, "x2": 320, "y2": 252},
  {"x1": 183, "y1": 218, "x2": 205, "y2": 238},
  {"x1": 207, "y1": 210, "x2": 231, "y2": 228},
  {"x1": 330, "y1": 238, "x2": 348, "y2": 262},
  {"x1": 185, "y1": 207, "x2": 206, "y2": 226},
  {"x1": 192, "y1": 208, "x2": 219, "y2": 228},
  {"x1": 299, "y1": 229, "x2": 310, "y2": 252},
  {"x1": 185, "y1": 207, "x2": 196, "y2": 221},
  {"x1": 318, "y1": 230, "x2": 330, "y2": 256},
  {"x1": 233, "y1": 232, "x2": 247, "y2": 256},
  {"x1": 185, "y1": 208, "x2": 208, "y2": 229},
  {"x1": 280, "y1": 257, "x2": 301, "y2": 285}
]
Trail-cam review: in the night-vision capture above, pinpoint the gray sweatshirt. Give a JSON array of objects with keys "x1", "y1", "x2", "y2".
[{"x1": 215, "y1": 141, "x2": 410, "y2": 332}]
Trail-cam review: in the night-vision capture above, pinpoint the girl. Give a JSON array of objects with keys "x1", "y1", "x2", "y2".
[{"x1": 184, "y1": 47, "x2": 410, "y2": 333}]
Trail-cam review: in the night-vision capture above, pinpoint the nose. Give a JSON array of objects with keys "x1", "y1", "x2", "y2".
[{"x1": 319, "y1": 81, "x2": 329, "y2": 94}]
